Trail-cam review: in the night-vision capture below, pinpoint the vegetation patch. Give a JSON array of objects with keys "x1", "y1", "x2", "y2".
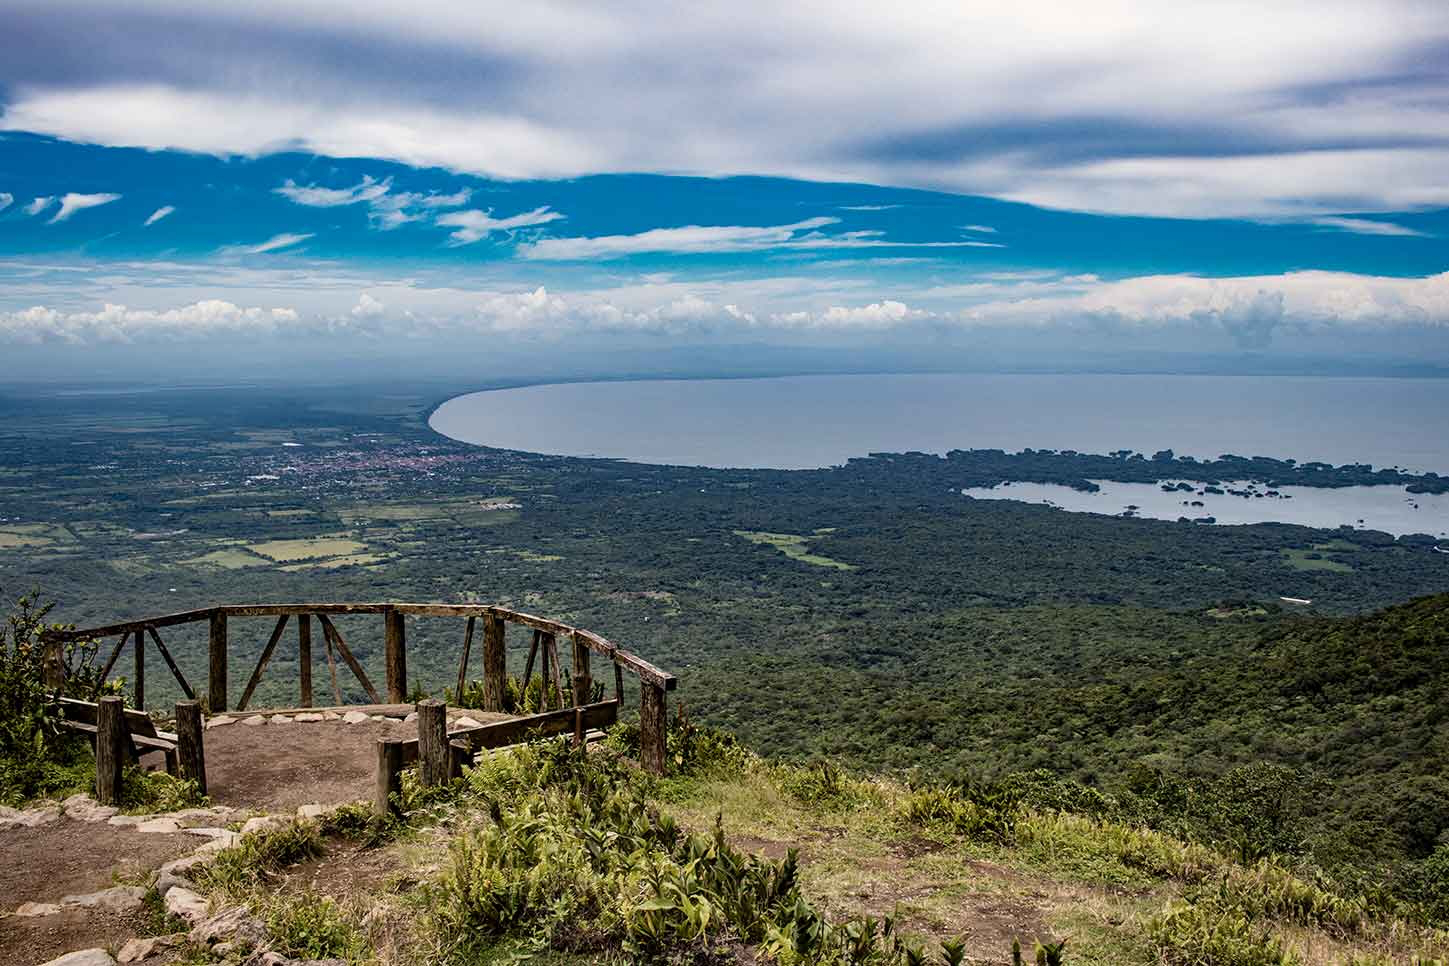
[
  {"x1": 735, "y1": 530, "x2": 856, "y2": 570},
  {"x1": 1281, "y1": 548, "x2": 1355, "y2": 573},
  {"x1": 247, "y1": 536, "x2": 368, "y2": 562}
]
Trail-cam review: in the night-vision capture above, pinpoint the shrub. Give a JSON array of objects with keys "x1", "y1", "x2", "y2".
[
  {"x1": 1148, "y1": 898, "x2": 1299, "y2": 966},
  {"x1": 263, "y1": 890, "x2": 367, "y2": 962},
  {"x1": 200, "y1": 821, "x2": 325, "y2": 895}
]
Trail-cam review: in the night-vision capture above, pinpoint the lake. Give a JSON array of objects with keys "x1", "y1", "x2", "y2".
[{"x1": 431, "y1": 372, "x2": 1449, "y2": 473}]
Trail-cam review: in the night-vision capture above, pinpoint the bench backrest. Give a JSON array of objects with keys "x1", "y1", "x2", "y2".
[{"x1": 59, "y1": 696, "x2": 163, "y2": 738}]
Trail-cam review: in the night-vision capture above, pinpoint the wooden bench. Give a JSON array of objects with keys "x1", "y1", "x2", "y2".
[{"x1": 58, "y1": 697, "x2": 179, "y2": 775}]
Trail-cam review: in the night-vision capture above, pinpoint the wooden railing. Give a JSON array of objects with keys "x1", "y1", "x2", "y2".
[{"x1": 45, "y1": 602, "x2": 677, "y2": 774}]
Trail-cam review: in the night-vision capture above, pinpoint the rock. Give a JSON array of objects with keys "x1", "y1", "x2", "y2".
[
  {"x1": 172, "y1": 806, "x2": 236, "y2": 822},
  {"x1": 183, "y1": 825, "x2": 236, "y2": 840},
  {"x1": 60, "y1": 886, "x2": 146, "y2": 914},
  {"x1": 269, "y1": 714, "x2": 293, "y2": 725},
  {"x1": 321, "y1": 711, "x2": 342, "y2": 721},
  {"x1": 4, "y1": 805, "x2": 61, "y2": 828},
  {"x1": 15, "y1": 901, "x2": 61, "y2": 916},
  {"x1": 454, "y1": 715, "x2": 483, "y2": 729},
  {"x1": 241, "y1": 815, "x2": 281, "y2": 836},
  {"x1": 369, "y1": 715, "x2": 386, "y2": 722},
  {"x1": 296, "y1": 803, "x2": 326, "y2": 820},
  {"x1": 402, "y1": 711, "x2": 418, "y2": 725},
  {"x1": 38, "y1": 950, "x2": 116, "y2": 966},
  {"x1": 155, "y1": 870, "x2": 195, "y2": 897},
  {"x1": 294, "y1": 712, "x2": 324, "y2": 722},
  {"x1": 207, "y1": 715, "x2": 235, "y2": 728},
  {"x1": 190, "y1": 904, "x2": 267, "y2": 946},
  {"x1": 116, "y1": 935, "x2": 183, "y2": 963},
  {"x1": 160, "y1": 853, "x2": 209, "y2": 876},
  {"x1": 193, "y1": 835, "x2": 240, "y2": 856},
  {"x1": 61, "y1": 794, "x2": 118, "y2": 823},
  {"x1": 107, "y1": 814, "x2": 143, "y2": 827},
  {"x1": 136, "y1": 817, "x2": 180, "y2": 834},
  {"x1": 164, "y1": 887, "x2": 209, "y2": 923},
  {"x1": 342, "y1": 710, "x2": 370, "y2": 724},
  {"x1": 240, "y1": 715, "x2": 267, "y2": 727}
]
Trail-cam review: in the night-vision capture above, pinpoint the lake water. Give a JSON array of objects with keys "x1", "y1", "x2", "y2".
[
  {"x1": 961, "y1": 480, "x2": 1449, "y2": 538},
  {"x1": 431, "y1": 372, "x2": 1449, "y2": 473}
]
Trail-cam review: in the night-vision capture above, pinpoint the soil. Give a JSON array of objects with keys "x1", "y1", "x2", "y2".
[
  {"x1": 203, "y1": 713, "x2": 506, "y2": 811},
  {"x1": 0, "y1": 818, "x2": 193, "y2": 907},
  {"x1": 0, "y1": 906, "x2": 154, "y2": 966}
]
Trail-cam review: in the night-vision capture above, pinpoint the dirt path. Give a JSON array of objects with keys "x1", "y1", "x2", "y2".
[
  {"x1": 203, "y1": 712, "x2": 507, "y2": 810},
  {"x1": 0, "y1": 710, "x2": 510, "y2": 965}
]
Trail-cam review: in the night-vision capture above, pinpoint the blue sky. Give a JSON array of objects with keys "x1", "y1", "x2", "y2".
[{"x1": 1, "y1": 2, "x2": 1447, "y2": 374}]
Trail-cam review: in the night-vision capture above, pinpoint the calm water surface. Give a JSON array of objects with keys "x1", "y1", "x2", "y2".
[{"x1": 432, "y1": 373, "x2": 1449, "y2": 472}]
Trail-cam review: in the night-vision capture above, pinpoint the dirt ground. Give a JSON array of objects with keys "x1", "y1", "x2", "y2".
[
  {"x1": 203, "y1": 713, "x2": 508, "y2": 810},
  {"x1": 0, "y1": 711, "x2": 510, "y2": 965}
]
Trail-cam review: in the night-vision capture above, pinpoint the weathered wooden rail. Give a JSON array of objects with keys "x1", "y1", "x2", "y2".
[{"x1": 45, "y1": 602, "x2": 677, "y2": 774}]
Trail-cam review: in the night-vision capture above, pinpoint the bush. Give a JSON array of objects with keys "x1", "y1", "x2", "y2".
[
  {"x1": 1148, "y1": 898, "x2": 1299, "y2": 966},
  {"x1": 263, "y1": 890, "x2": 366, "y2": 962}
]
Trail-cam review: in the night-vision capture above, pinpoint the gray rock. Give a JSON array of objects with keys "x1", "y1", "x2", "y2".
[
  {"x1": 321, "y1": 711, "x2": 342, "y2": 721},
  {"x1": 241, "y1": 815, "x2": 281, "y2": 836},
  {"x1": 296, "y1": 803, "x2": 326, "y2": 820},
  {"x1": 160, "y1": 853, "x2": 210, "y2": 876},
  {"x1": 207, "y1": 715, "x2": 235, "y2": 728},
  {"x1": 116, "y1": 934, "x2": 183, "y2": 963},
  {"x1": 269, "y1": 714, "x2": 293, "y2": 725},
  {"x1": 61, "y1": 794, "x2": 118, "y2": 823},
  {"x1": 154, "y1": 870, "x2": 195, "y2": 897},
  {"x1": 38, "y1": 950, "x2": 116, "y2": 966},
  {"x1": 106, "y1": 814, "x2": 143, "y2": 827},
  {"x1": 5, "y1": 804, "x2": 62, "y2": 827},
  {"x1": 294, "y1": 712, "x2": 324, "y2": 723},
  {"x1": 454, "y1": 715, "x2": 483, "y2": 729},
  {"x1": 342, "y1": 710, "x2": 370, "y2": 724},
  {"x1": 164, "y1": 886, "x2": 209, "y2": 923},
  {"x1": 402, "y1": 711, "x2": 418, "y2": 725},
  {"x1": 15, "y1": 901, "x2": 61, "y2": 916},
  {"x1": 60, "y1": 886, "x2": 146, "y2": 914},
  {"x1": 191, "y1": 904, "x2": 267, "y2": 946},
  {"x1": 240, "y1": 714, "x2": 268, "y2": 726}
]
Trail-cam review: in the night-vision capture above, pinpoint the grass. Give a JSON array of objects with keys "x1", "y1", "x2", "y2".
[
  {"x1": 247, "y1": 536, "x2": 368, "y2": 562},
  {"x1": 734, "y1": 530, "x2": 856, "y2": 570},
  {"x1": 1281, "y1": 549, "x2": 1355, "y2": 573},
  {"x1": 181, "y1": 548, "x2": 270, "y2": 569}
]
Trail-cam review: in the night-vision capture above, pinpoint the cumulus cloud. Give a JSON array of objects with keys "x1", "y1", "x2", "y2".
[
  {"x1": 47, "y1": 192, "x2": 121, "y2": 224},
  {"x1": 143, "y1": 205, "x2": 174, "y2": 226},
  {"x1": 218, "y1": 232, "x2": 315, "y2": 255},
  {"x1": 435, "y1": 206, "x2": 564, "y2": 245},
  {"x1": 520, "y1": 218, "x2": 1001, "y2": 260},
  {"x1": 0, "y1": 300, "x2": 300, "y2": 344},
  {"x1": 350, "y1": 292, "x2": 385, "y2": 318}
]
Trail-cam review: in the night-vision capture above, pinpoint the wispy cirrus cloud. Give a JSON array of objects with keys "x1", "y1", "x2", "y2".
[
  {"x1": 218, "y1": 232, "x2": 315, "y2": 255},
  {"x1": 1310, "y1": 216, "x2": 1429, "y2": 238},
  {"x1": 143, "y1": 205, "x2": 175, "y2": 227},
  {"x1": 0, "y1": 193, "x2": 12, "y2": 212},
  {"x1": 25, "y1": 196, "x2": 54, "y2": 216},
  {"x1": 275, "y1": 175, "x2": 474, "y2": 229},
  {"x1": 47, "y1": 192, "x2": 121, "y2": 224},
  {"x1": 435, "y1": 206, "x2": 564, "y2": 245},
  {"x1": 520, "y1": 217, "x2": 1002, "y2": 260}
]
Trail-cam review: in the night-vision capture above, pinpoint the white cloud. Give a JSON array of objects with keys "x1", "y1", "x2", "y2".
[
  {"x1": 25, "y1": 196, "x2": 55, "y2": 216},
  {"x1": 520, "y1": 218, "x2": 1001, "y2": 259},
  {"x1": 274, "y1": 174, "x2": 476, "y2": 230},
  {"x1": 0, "y1": 299, "x2": 300, "y2": 344},
  {"x1": 143, "y1": 205, "x2": 175, "y2": 226},
  {"x1": 276, "y1": 176, "x2": 391, "y2": 207},
  {"x1": 219, "y1": 232, "x2": 315, "y2": 255},
  {"x1": 0, "y1": 193, "x2": 12, "y2": 212},
  {"x1": 3, "y1": 3, "x2": 1448, "y2": 217},
  {"x1": 350, "y1": 293, "x2": 385, "y2": 318},
  {"x1": 47, "y1": 192, "x2": 122, "y2": 224},
  {"x1": 1310, "y1": 216, "x2": 1428, "y2": 238},
  {"x1": 435, "y1": 206, "x2": 564, "y2": 245},
  {"x1": 961, "y1": 224, "x2": 997, "y2": 233},
  {"x1": 839, "y1": 204, "x2": 902, "y2": 211}
]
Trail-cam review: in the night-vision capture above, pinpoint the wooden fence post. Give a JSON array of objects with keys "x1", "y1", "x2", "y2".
[
  {"x1": 96, "y1": 695, "x2": 126, "y2": 805},
  {"x1": 208, "y1": 611, "x2": 228, "y2": 712},
  {"x1": 384, "y1": 607, "x2": 407, "y2": 703},
  {"x1": 42, "y1": 636, "x2": 66, "y2": 690},
  {"x1": 375, "y1": 737, "x2": 405, "y2": 818},
  {"x1": 298, "y1": 615, "x2": 313, "y2": 708},
  {"x1": 640, "y1": 682, "x2": 667, "y2": 775},
  {"x1": 571, "y1": 631, "x2": 592, "y2": 707},
  {"x1": 482, "y1": 612, "x2": 506, "y2": 712},
  {"x1": 133, "y1": 627, "x2": 145, "y2": 710},
  {"x1": 417, "y1": 699, "x2": 448, "y2": 787},
  {"x1": 175, "y1": 700, "x2": 206, "y2": 796}
]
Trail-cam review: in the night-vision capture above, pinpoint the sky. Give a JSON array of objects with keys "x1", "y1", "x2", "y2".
[{"x1": 1, "y1": 1, "x2": 1448, "y2": 379}]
